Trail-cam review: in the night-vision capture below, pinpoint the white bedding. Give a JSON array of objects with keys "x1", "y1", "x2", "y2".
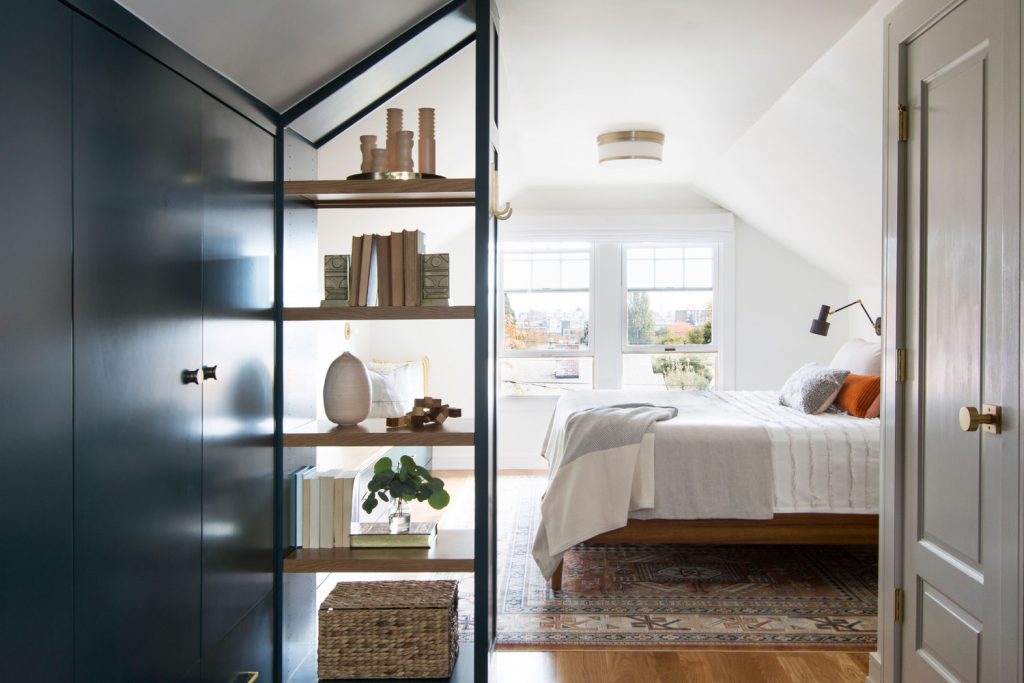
[{"x1": 542, "y1": 390, "x2": 879, "y2": 516}]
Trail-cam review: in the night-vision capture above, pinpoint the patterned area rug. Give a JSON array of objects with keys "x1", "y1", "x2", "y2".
[
  {"x1": 491, "y1": 475, "x2": 877, "y2": 650},
  {"x1": 325, "y1": 475, "x2": 877, "y2": 651}
]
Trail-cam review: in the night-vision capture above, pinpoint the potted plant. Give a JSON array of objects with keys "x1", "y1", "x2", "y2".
[{"x1": 361, "y1": 455, "x2": 450, "y2": 533}]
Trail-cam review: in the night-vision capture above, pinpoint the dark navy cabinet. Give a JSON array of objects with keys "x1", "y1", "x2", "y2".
[
  {"x1": 0, "y1": 2, "x2": 74, "y2": 682},
  {"x1": 72, "y1": 14, "x2": 206, "y2": 682},
  {"x1": 199, "y1": 93, "x2": 275, "y2": 679},
  {"x1": 0, "y1": 7, "x2": 280, "y2": 683}
]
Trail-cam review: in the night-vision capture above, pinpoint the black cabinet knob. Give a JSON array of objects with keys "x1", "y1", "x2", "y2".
[
  {"x1": 181, "y1": 369, "x2": 201, "y2": 385},
  {"x1": 202, "y1": 365, "x2": 218, "y2": 381}
]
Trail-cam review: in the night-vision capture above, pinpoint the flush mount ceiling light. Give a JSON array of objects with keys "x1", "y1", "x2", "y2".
[{"x1": 597, "y1": 130, "x2": 665, "y2": 167}]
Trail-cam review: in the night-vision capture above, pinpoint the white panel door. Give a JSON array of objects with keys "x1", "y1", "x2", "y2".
[{"x1": 901, "y1": 0, "x2": 1019, "y2": 681}]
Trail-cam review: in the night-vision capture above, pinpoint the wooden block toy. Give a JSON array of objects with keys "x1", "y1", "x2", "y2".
[{"x1": 386, "y1": 397, "x2": 463, "y2": 429}]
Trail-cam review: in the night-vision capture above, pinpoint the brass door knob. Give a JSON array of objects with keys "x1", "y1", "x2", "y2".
[
  {"x1": 202, "y1": 365, "x2": 218, "y2": 381},
  {"x1": 181, "y1": 368, "x2": 202, "y2": 385},
  {"x1": 958, "y1": 405, "x2": 1001, "y2": 434}
]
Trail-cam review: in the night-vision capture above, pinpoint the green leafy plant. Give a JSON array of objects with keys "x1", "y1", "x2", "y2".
[{"x1": 361, "y1": 455, "x2": 450, "y2": 514}]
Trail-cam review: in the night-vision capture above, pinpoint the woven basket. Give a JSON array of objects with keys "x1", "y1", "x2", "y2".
[{"x1": 318, "y1": 580, "x2": 459, "y2": 680}]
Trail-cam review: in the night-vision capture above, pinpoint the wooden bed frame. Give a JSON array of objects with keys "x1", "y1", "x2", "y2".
[{"x1": 549, "y1": 513, "x2": 879, "y2": 590}]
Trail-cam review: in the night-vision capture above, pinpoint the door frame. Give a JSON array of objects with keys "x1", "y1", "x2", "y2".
[{"x1": 881, "y1": 0, "x2": 1022, "y2": 681}]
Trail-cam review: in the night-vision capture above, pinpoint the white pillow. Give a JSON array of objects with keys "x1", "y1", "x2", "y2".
[
  {"x1": 366, "y1": 362, "x2": 418, "y2": 418},
  {"x1": 829, "y1": 339, "x2": 882, "y2": 376}
]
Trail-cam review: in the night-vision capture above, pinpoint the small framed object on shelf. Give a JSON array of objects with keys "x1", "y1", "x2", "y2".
[{"x1": 321, "y1": 254, "x2": 350, "y2": 307}]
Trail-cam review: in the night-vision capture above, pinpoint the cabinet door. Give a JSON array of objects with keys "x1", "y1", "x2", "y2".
[
  {"x1": 200, "y1": 93, "x2": 276, "y2": 653},
  {"x1": 201, "y1": 592, "x2": 274, "y2": 683},
  {"x1": 0, "y1": 3, "x2": 73, "y2": 681},
  {"x1": 73, "y1": 16, "x2": 203, "y2": 682}
]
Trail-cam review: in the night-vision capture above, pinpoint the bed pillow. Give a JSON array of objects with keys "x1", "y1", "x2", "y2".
[
  {"x1": 865, "y1": 393, "x2": 881, "y2": 419},
  {"x1": 834, "y1": 374, "x2": 881, "y2": 418},
  {"x1": 829, "y1": 339, "x2": 882, "y2": 375},
  {"x1": 366, "y1": 361, "x2": 418, "y2": 418},
  {"x1": 371, "y1": 356, "x2": 428, "y2": 396},
  {"x1": 779, "y1": 363, "x2": 850, "y2": 414}
]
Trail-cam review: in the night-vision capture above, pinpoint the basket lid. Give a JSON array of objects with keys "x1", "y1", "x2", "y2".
[{"x1": 320, "y1": 580, "x2": 458, "y2": 612}]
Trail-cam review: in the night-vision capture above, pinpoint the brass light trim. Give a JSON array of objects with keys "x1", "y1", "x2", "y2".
[
  {"x1": 597, "y1": 130, "x2": 665, "y2": 167},
  {"x1": 597, "y1": 131, "x2": 665, "y2": 145}
]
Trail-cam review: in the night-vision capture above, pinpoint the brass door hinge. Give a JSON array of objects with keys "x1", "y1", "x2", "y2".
[
  {"x1": 896, "y1": 348, "x2": 907, "y2": 382},
  {"x1": 898, "y1": 105, "x2": 909, "y2": 142},
  {"x1": 895, "y1": 588, "x2": 905, "y2": 623}
]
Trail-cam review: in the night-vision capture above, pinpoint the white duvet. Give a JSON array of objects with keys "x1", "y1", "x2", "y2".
[{"x1": 542, "y1": 390, "x2": 880, "y2": 516}]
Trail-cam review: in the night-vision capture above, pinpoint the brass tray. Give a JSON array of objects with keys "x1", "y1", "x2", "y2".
[{"x1": 345, "y1": 171, "x2": 446, "y2": 180}]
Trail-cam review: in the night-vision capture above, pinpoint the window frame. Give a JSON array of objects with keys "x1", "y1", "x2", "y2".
[
  {"x1": 620, "y1": 242, "x2": 721, "y2": 354},
  {"x1": 498, "y1": 241, "x2": 596, "y2": 359}
]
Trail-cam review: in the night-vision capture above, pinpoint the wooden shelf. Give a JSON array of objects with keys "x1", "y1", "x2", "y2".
[
  {"x1": 284, "y1": 418, "x2": 475, "y2": 448},
  {"x1": 285, "y1": 305, "x2": 474, "y2": 321},
  {"x1": 284, "y1": 178, "x2": 474, "y2": 209},
  {"x1": 284, "y1": 529, "x2": 474, "y2": 573}
]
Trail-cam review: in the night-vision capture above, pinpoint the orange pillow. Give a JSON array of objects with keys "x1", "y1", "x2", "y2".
[
  {"x1": 865, "y1": 394, "x2": 881, "y2": 419},
  {"x1": 834, "y1": 374, "x2": 881, "y2": 418}
]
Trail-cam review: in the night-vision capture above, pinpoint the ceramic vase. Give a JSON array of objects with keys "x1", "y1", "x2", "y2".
[{"x1": 323, "y1": 351, "x2": 371, "y2": 425}]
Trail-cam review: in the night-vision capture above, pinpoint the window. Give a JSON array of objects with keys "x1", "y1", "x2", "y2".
[
  {"x1": 500, "y1": 243, "x2": 593, "y2": 395},
  {"x1": 499, "y1": 238, "x2": 728, "y2": 395},
  {"x1": 622, "y1": 245, "x2": 718, "y2": 391}
]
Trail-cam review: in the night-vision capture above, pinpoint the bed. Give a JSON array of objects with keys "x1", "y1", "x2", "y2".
[{"x1": 534, "y1": 389, "x2": 880, "y2": 590}]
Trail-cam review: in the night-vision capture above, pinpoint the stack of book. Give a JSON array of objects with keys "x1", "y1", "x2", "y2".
[
  {"x1": 349, "y1": 229, "x2": 426, "y2": 307},
  {"x1": 351, "y1": 521, "x2": 438, "y2": 548},
  {"x1": 293, "y1": 466, "x2": 359, "y2": 548}
]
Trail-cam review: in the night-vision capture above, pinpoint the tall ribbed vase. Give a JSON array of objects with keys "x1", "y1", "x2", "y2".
[{"x1": 323, "y1": 351, "x2": 371, "y2": 425}]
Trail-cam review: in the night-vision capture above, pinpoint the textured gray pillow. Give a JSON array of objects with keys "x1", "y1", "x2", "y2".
[{"x1": 779, "y1": 363, "x2": 850, "y2": 414}]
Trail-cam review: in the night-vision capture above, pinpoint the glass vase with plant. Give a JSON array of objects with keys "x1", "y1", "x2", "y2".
[{"x1": 361, "y1": 455, "x2": 450, "y2": 533}]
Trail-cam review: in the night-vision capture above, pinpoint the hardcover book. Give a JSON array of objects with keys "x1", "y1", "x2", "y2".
[
  {"x1": 389, "y1": 231, "x2": 404, "y2": 305},
  {"x1": 350, "y1": 521, "x2": 438, "y2": 548},
  {"x1": 402, "y1": 229, "x2": 425, "y2": 306}
]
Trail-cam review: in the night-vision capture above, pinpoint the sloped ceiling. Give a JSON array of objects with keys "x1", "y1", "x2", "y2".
[
  {"x1": 696, "y1": 0, "x2": 900, "y2": 288},
  {"x1": 499, "y1": 0, "x2": 875, "y2": 198},
  {"x1": 115, "y1": 0, "x2": 450, "y2": 111}
]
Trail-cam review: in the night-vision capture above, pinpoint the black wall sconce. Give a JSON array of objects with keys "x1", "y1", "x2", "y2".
[{"x1": 810, "y1": 299, "x2": 882, "y2": 336}]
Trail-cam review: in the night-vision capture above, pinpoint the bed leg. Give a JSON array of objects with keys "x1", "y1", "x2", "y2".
[{"x1": 551, "y1": 561, "x2": 563, "y2": 591}]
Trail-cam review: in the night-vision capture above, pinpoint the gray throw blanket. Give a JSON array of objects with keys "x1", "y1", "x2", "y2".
[{"x1": 532, "y1": 403, "x2": 678, "y2": 579}]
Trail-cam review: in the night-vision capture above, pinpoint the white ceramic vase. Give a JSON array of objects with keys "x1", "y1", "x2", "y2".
[{"x1": 323, "y1": 351, "x2": 371, "y2": 425}]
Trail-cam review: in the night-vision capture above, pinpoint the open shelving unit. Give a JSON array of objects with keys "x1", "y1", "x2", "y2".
[{"x1": 277, "y1": 3, "x2": 493, "y2": 677}]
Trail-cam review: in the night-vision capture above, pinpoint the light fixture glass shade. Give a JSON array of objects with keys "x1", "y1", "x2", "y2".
[{"x1": 597, "y1": 131, "x2": 664, "y2": 167}]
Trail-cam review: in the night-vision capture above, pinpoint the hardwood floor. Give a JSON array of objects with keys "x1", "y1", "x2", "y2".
[
  {"x1": 491, "y1": 651, "x2": 869, "y2": 683},
  {"x1": 447, "y1": 472, "x2": 871, "y2": 682}
]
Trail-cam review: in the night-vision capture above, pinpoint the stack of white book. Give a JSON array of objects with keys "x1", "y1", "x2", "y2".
[{"x1": 294, "y1": 466, "x2": 359, "y2": 548}]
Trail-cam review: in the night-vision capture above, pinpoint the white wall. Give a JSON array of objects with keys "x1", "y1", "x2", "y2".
[{"x1": 733, "y1": 219, "x2": 850, "y2": 389}]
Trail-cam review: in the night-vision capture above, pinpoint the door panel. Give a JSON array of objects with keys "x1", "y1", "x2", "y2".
[
  {"x1": 901, "y1": 0, "x2": 1019, "y2": 680},
  {"x1": 73, "y1": 16, "x2": 204, "y2": 682},
  {"x1": 0, "y1": 3, "x2": 73, "y2": 681},
  {"x1": 921, "y1": 51, "x2": 985, "y2": 569},
  {"x1": 200, "y1": 92, "x2": 276, "y2": 654}
]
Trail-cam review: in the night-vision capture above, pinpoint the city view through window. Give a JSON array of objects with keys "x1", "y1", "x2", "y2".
[{"x1": 500, "y1": 243, "x2": 718, "y2": 395}]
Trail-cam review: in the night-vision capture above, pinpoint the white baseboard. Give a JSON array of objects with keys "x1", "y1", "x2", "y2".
[
  {"x1": 432, "y1": 453, "x2": 549, "y2": 471},
  {"x1": 866, "y1": 650, "x2": 882, "y2": 683},
  {"x1": 497, "y1": 455, "x2": 548, "y2": 471},
  {"x1": 431, "y1": 452, "x2": 474, "y2": 470}
]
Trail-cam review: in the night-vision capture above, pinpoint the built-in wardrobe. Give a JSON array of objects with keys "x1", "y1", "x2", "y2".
[{"x1": 0, "y1": 2, "x2": 275, "y2": 681}]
